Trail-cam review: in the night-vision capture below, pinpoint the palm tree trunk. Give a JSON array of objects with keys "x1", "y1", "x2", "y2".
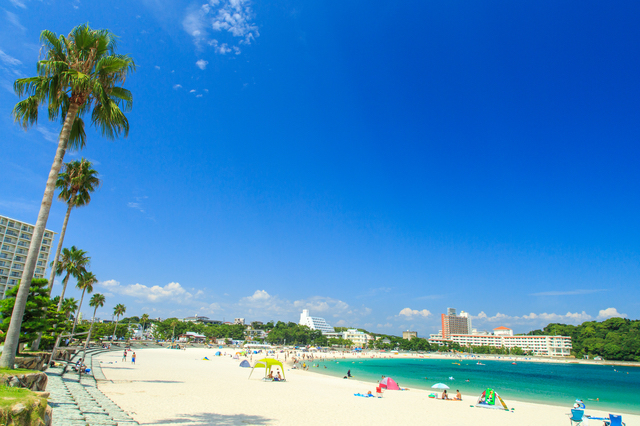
[
  {"x1": 0, "y1": 103, "x2": 80, "y2": 369},
  {"x1": 31, "y1": 205, "x2": 74, "y2": 352},
  {"x1": 48, "y1": 203, "x2": 73, "y2": 292},
  {"x1": 70, "y1": 288, "x2": 86, "y2": 338},
  {"x1": 112, "y1": 316, "x2": 120, "y2": 341},
  {"x1": 80, "y1": 305, "x2": 99, "y2": 377},
  {"x1": 56, "y1": 274, "x2": 71, "y2": 311}
]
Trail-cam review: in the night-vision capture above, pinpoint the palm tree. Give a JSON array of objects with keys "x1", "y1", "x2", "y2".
[
  {"x1": 171, "y1": 320, "x2": 179, "y2": 345},
  {"x1": 112, "y1": 304, "x2": 126, "y2": 341},
  {"x1": 53, "y1": 246, "x2": 90, "y2": 311},
  {"x1": 82, "y1": 293, "x2": 106, "y2": 359},
  {"x1": 61, "y1": 297, "x2": 79, "y2": 322},
  {"x1": 48, "y1": 160, "x2": 100, "y2": 292},
  {"x1": 1, "y1": 24, "x2": 135, "y2": 368},
  {"x1": 140, "y1": 313, "x2": 149, "y2": 338},
  {"x1": 70, "y1": 271, "x2": 97, "y2": 337}
]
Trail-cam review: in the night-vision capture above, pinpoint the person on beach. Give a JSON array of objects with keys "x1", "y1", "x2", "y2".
[
  {"x1": 132, "y1": 352, "x2": 136, "y2": 365},
  {"x1": 347, "y1": 369, "x2": 352, "y2": 378},
  {"x1": 123, "y1": 350, "x2": 127, "y2": 362},
  {"x1": 442, "y1": 390, "x2": 449, "y2": 400},
  {"x1": 456, "y1": 390, "x2": 462, "y2": 401}
]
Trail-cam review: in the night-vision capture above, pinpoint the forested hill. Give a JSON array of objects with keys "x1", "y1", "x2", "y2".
[{"x1": 526, "y1": 317, "x2": 640, "y2": 361}]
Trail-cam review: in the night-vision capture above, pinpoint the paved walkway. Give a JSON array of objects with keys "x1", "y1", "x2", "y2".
[{"x1": 47, "y1": 349, "x2": 139, "y2": 426}]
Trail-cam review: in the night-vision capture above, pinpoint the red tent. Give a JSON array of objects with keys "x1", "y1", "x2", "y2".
[{"x1": 380, "y1": 377, "x2": 400, "y2": 390}]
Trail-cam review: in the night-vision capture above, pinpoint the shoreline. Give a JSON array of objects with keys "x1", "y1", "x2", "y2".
[{"x1": 95, "y1": 347, "x2": 640, "y2": 425}]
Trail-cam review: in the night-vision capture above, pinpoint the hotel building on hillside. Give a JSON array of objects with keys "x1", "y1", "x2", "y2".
[
  {"x1": 430, "y1": 325, "x2": 572, "y2": 357},
  {"x1": 342, "y1": 329, "x2": 375, "y2": 347},
  {"x1": 299, "y1": 309, "x2": 336, "y2": 335},
  {"x1": 0, "y1": 215, "x2": 55, "y2": 299},
  {"x1": 403, "y1": 331, "x2": 418, "y2": 340}
]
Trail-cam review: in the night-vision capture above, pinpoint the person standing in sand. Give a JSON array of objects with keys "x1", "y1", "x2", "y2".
[
  {"x1": 123, "y1": 350, "x2": 127, "y2": 362},
  {"x1": 132, "y1": 352, "x2": 136, "y2": 365}
]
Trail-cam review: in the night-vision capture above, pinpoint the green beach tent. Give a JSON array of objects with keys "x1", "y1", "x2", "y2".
[{"x1": 249, "y1": 358, "x2": 286, "y2": 381}]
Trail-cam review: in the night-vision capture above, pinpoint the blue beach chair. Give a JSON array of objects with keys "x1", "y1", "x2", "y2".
[
  {"x1": 569, "y1": 409, "x2": 584, "y2": 425},
  {"x1": 605, "y1": 414, "x2": 625, "y2": 426}
]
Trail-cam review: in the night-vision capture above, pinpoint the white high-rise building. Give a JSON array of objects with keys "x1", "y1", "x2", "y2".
[
  {"x1": 299, "y1": 309, "x2": 335, "y2": 334},
  {"x1": 0, "y1": 215, "x2": 55, "y2": 299}
]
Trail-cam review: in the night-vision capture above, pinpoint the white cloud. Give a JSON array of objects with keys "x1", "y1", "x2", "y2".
[
  {"x1": 472, "y1": 310, "x2": 593, "y2": 326},
  {"x1": 597, "y1": 307, "x2": 627, "y2": 320},
  {"x1": 195, "y1": 59, "x2": 208, "y2": 70},
  {"x1": 189, "y1": 89, "x2": 196, "y2": 93},
  {"x1": 182, "y1": 0, "x2": 259, "y2": 55},
  {"x1": 155, "y1": 65, "x2": 161, "y2": 70},
  {"x1": 196, "y1": 94, "x2": 203, "y2": 98},
  {"x1": 99, "y1": 280, "x2": 195, "y2": 304},
  {"x1": 173, "y1": 84, "x2": 182, "y2": 90},
  {"x1": 398, "y1": 308, "x2": 431, "y2": 318}
]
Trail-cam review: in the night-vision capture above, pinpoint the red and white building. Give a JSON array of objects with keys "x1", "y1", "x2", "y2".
[{"x1": 430, "y1": 326, "x2": 572, "y2": 357}]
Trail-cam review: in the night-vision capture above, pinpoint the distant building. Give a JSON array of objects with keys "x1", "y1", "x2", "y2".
[
  {"x1": 341, "y1": 329, "x2": 374, "y2": 347},
  {"x1": 234, "y1": 318, "x2": 245, "y2": 325},
  {"x1": 183, "y1": 315, "x2": 222, "y2": 325},
  {"x1": 441, "y1": 307, "x2": 472, "y2": 339},
  {"x1": 493, "y1": 326, "x2": 513, "y2": 336},
  {"x1": 0, "y1": 215, "x2": 56, "y2": 299},
  {"x1": 299, "y1": 309, "x2": 335, "y2": 334},
  {"x1": 429, "y1": 325, "x2": 572, "y2": 357},
  {"x1": 178, "y1": 332, "x2": 206, "y2": 343},
  {"x1": 403, "y1": 331, "x2": 418, "y2": 340}
]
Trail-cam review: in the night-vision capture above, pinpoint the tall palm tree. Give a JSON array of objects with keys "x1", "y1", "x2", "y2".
[
  {"x1": 70, "y1": 271, "x2": 97, "y2": 337},
  {"x1": 140, "y1": 313, "x2": 149, "y2": 338},
  {"x1": 82, "y1": 293, "x2": 106, "y2": 359},
  {"x1": 171, "y1": 320, "x2": 179, "y2": 344},
  {"x1": 53, "y1": 246, "x2": 90, "y2": 311},
  {"x1": 112, "y1": 304, "x2": 126, "y2": 341},
  {"x1": 32, "y1": 162, "x2": 99, "y2": 352},
  {"x1": 48, "y1": 160, "x2": 100, "y2": 292},
  {"x1": 2, "y1": 24, "x2": 135, "y2": 369}
]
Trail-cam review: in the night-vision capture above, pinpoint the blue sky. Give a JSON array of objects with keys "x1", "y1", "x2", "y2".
[{"x1": 1, "y1": 0, "x2": 639, "y2": 336}]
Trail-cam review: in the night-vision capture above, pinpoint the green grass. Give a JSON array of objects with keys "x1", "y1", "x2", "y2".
[
  {"x1": 0, "y1": 368, "x2": 40, "y2": 376},
  {"x1": 0, "y1": 385, "x2": 36, "y2": 409}
]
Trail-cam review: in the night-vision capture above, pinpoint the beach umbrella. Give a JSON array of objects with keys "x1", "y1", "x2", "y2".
[{"x1": 431, "y1": 383, "x2": 450, "y2": 389}]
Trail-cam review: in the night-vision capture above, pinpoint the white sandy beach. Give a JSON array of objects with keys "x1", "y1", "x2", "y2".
[{"x1": 95, "y1": 347, "x2": 639, "y2": 426}]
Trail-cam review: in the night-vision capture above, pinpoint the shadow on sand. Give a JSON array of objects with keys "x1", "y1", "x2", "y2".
[{"x1": 143, "y1": 412, "x2": 271, "y2": 425}]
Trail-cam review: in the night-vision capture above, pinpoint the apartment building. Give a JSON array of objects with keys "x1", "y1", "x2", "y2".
[{"x1": 0, "y1": 215, "x2": 56, "y2": 299}]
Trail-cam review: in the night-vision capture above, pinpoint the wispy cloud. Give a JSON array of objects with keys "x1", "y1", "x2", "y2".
[
  {"x1": 99, "y1": 279, "x2": 196, "y2": 304},
  {"x1": 529, "y1": 289, "x2": 607, "y2": 296},
  {"x1": 182, "y1": 0, "x2": 259, "y2": 55},
  {"x1": 9, "y1": 0, "x2": 26, "y2": 8},
  {"x1": 36, "y1": 126, "x2": 59, "y2": 143},
  {"x1": 128, "y1": 196, "x2": 148, "y2": 213},
  {"x1": 0, "y1": 49, "x2": 21, "y2": 66},
  {"x1": 5, "y1": 11, "x2": 25, "y2": 31},
  {"x1": 173, "y1": 84, "x2": 182, "y2": 90},
  {"x1": 470, "y1": 309, "x2": 604, "y2": 326}
]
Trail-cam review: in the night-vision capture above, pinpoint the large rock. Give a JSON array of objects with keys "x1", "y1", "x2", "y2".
[
  {"x1": 52, "y1": 348, "x2": 76, "y2": 362},
  {"x1": 0, "y1": 392, "x2": 51, "y2": 426},
  {"x1": 0, "y1": 371, "x2": 48, "y2": 392},
  {"x1": 15, "y1": 353, "x2": 50, "y2": 372}
]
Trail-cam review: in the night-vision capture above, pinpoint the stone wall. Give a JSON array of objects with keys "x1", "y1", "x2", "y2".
[{"x1": 15, "y1": 354, "x2": 50, "y2": 372}]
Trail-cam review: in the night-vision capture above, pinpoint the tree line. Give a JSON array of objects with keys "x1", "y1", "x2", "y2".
[{"x1": 527, "y1": 317, "x2": 640, "y2": 361}]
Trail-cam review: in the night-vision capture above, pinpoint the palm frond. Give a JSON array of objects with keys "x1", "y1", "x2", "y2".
[
  {"x1": 91, "y1": 98, "x2": 129, "y2": 139},
  {"x1": 12, "y1": 97, "x2": 40, "y2": 129},
  {"x1": 68, "y1": 116, "x2": 86, "y2": 151},
  {"x1": 109, "y1": 87, "x2": 133, "y2": 112}
]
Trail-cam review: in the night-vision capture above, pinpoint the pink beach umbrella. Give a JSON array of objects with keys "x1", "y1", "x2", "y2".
[{"x1": 380, "y1": 377, "x2": 400, "y2": 390}]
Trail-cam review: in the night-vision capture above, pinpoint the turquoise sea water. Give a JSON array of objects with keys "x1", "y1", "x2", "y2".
[{"x1": 311, "y1": 356, "x2": 640, "y2": 415}]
